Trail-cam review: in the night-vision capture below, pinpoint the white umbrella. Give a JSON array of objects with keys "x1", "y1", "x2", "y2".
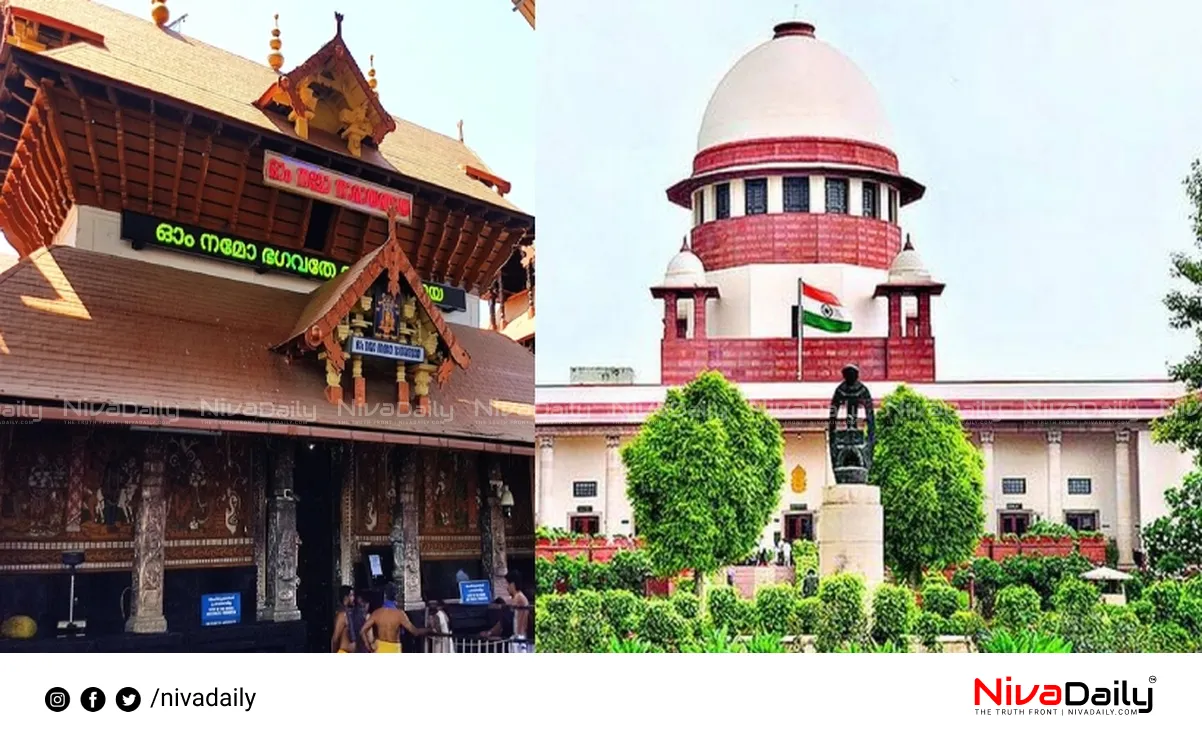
[{"x1": 1080, "y1": 566, "x2": 1132, "y2": 582}]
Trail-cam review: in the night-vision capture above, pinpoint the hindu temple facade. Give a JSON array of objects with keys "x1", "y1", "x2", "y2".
[
  {"x1": 0, "y1": 0, "x2": 534, "y2": 650},
  {"x1": 534, "y1": 21, "x2": 1192, "y2": 569}
]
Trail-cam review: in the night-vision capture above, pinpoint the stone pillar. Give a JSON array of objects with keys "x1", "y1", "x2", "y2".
[
  {"x1": 1046, "y1": 430, "x2": 1062, "y2": 524},
  {"x1": 253, "y1": 445, "x2": 268, "y2": 620},
  {"x1": 887, "y1": 294, "x2": 902, "y2": 338},
  {"x1": 537, "y1": 435, "x2": 554, "y2": 526},
  {"x1": 1115, "y1": 429, "x2": 1135, "y2": 567},
  {"x1": 391, "y1": 448, "x2": 423, "y2": 609},
  {"x1": 603, "y1": 435, "x2": 621, "y2": 535},
  {"x1": 817, "y1": 483, "x2": 884, "y2": 591},
  {"x1": 979, "y1": 431, "x2": 996, "y2": 534},
  {"x1": 339, "y1": 444, "x2": 355, "y2": 587},
  {"x1": 693, "y1": 289, "x2": 708, "y2": 339},
  {"x1": 126, "y1": 438, "x2": 167, "y2": 634},
  {"x1": 663, "y1": 294, "x2": 678, "y2": 341},
  {"x1": 481, "y1": 456, "x2": 509, "y2": 600},
  {"x1": 263, "y1": 440, "x2": 301, "y2": 622}
]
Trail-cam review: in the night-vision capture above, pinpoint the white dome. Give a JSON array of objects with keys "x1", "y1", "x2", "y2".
[
  {"x1": 887, "y1": 237, "x2": 931, "y2": 283},
  {"x1": 662, "y1": 248, "x2": 708, "y2": 288},
  {"x1": 697, "y1": 22, "x2": 893, "y2": 153}
]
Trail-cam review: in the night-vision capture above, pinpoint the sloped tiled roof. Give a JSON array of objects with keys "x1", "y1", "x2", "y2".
[
  {"x1": 9, "y1": 0, "x2": 524, "y2": 214},
  {"x1": 0, "y1": 246, "x2": 533, "y2": 444}
]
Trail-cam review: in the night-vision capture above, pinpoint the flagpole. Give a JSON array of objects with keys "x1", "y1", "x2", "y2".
[{"x1": 797, "y1": 278, "x2": 804, "y2": 382}]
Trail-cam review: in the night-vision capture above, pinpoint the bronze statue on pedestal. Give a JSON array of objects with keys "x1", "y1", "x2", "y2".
[{"x1": 828, "y1": 364, "x2": 875, "y2": 484}]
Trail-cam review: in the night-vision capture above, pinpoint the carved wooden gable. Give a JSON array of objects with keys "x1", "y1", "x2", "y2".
[
  {"x1": 255, "y1": 12, "x2": 395, "y2": 158},
  {"x1": 276, "y1": 214, "x2": 470, "y2": 412}
]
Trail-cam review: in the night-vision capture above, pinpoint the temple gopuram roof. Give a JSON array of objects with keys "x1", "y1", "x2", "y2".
[
  {"x1": 2, "y1": 0, "x2": 525, "y2": 215},
  {"x1": 0, "y1": 246, "x2": 534, "y2": 450}
]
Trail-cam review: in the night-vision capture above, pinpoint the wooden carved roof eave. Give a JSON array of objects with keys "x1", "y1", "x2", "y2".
[
  {"x1": 282, "y1": 218, "x2": 471, "y2": 372},
  {"x1": 264, "y1": 34, "x2": 397, "y2": 144},
  {"x1": 11, "y1": 50, "x2": 533, "y2": 230}
]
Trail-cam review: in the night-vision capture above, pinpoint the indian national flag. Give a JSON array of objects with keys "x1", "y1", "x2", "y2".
[{"x1": 800, "y1": 282, "x2": 852, "y2": 333}]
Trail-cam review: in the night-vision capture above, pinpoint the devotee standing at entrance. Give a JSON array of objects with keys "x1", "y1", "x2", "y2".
[
  {"x1": 330, "y1": 585, "x2": 357, "y2": 653},
  {"x1": 426, "y1": 600, "x2": 453, "y2": 653},
  {"x1": 351, "y1": 591, "x2": 372, "y2": 652},
  {"x1": 507, "y1": 570, "x2": 531, "y2": 652},
  {"x1": 360, "y1": 583, "x2": 425, "y2": 653}
]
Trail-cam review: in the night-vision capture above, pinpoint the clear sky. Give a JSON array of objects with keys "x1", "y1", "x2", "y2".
[
  {"x1": 535, "y1": 0, "x2": 1202, "y2": 385},
  {"x1": 0, "y1": 0, "x2": 535, "y2": 253}
]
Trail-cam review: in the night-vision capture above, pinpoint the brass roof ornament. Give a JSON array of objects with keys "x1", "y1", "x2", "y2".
[
  {"x1": 151, "y1": 0, "x2": 170, "y2": 27},
  {"x1": 268, "y1": 14, "x2": 284, "y2": 72},
  {"x1": 368, "y1": 55, "x2": 378, "y2": 95}
]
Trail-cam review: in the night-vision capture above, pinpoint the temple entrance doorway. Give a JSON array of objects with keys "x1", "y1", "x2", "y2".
[{"x1": 295, "y1": 442, "x2": 340, "y2": 653}]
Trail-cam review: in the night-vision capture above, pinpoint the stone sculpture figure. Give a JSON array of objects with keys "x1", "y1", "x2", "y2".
[{"x1": 828, "y1": 364, "x2": 875, "y2": 484}]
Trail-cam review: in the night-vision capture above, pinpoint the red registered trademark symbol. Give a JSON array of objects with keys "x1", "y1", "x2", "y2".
[{"x1": 1149, "y1": 676, "x2": 1157, "y2": 684}]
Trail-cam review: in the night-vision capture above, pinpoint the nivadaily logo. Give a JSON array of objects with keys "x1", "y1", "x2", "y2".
[{"x1": 974, "y1": 677, "x2": 1154, "y2": 716}]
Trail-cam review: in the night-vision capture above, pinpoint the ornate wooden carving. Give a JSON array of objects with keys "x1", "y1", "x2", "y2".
[
  {"x1": 162, "y1": 434, "x2": 252, "y2": 543},
  {"x1": 192, "y1": 121, "x2": 221, "y2": 222},
  {"x1": 263, "y1": 440, "x2": 301, "y2": 622},
  {"x1": 390, "y1": 447, "x2": 422, "y2": 606}
]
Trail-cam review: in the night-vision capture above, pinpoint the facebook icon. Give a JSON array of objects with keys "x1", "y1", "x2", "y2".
[{"x1": 80, "y1": 687, "x2": 106, "y2": 712}]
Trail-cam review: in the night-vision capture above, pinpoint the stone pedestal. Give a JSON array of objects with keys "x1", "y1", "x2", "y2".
[{"x1": 817, "y1": 483, "x2": 884, "y2": 591}]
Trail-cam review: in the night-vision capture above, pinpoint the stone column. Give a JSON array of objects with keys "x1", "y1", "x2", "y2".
[
  {"x1": 603, "y1": 435, "x2": 621, "y2": 535},
  {"x1": 917, "y1": 294, "x2": 932, "y2": 337},
  {"x1": 887, "y1": 294, "x2": 902, "y2": 338},
  {"x1": 126, "y1": 437, "x2": 167, "y2": 634},
  {"x1": 339, "y1": 444, "x2": 355, "y2": 587},
  {"x1": 391, "y1": 448, "x2": 422, "y2": 609},
  {"x1": 1115, "y1": 429, "x2": 1135, "y2": 567},
  {"x1": 693, "y1": 289, "x2": 708, "y2": 339},
  {"x1": 537, "y1": 435, "x2": 554, "y2": 526},
  {"x1": 263, "y1": 440, "x2": 301, "y2": 622},
  {"x1": 481, "y1": 456, "x2": 509, "y2": 600},
  {"x1": 663, "y1": 294, "x2": 678, "y2": 341},
  {"x1": 253, "y1": 445, "x2": 269, "y2": 620},
  {"x1": 979, "y1": 431, "x2": 996, "y2": 534},
  {"x1": 1046, "y1": 430, "x2": 1062, "y2": 524}
]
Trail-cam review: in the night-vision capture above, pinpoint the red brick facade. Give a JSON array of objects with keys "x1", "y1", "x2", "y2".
[
  {"x1": 690, "y1": 212, "x2": 901, "y2": 272},
  {"x1": 692, "y1": 137, "x2": 900, "y2": 176},
  {"x1": 660, "y1": 335, "x2": 935, "y2": 385}
]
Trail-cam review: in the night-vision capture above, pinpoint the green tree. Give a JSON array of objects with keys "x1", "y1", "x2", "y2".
[
  {"x1": 1141, "y1": 473, "x2": 1202, "y2": 575},
  {"x1": 1154, "y1": 160, "x2": 1202, "y2": 456},
  {"x1": 622, "y1": 371, "x2": 784, "y2": 597},
  {"x1": 870, "y1": 385, "x2": 985, "y2": 584}
]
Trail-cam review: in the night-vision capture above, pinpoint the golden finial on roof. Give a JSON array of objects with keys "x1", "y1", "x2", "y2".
[
  {"x1": 268, "y1": 14, "x2": 284, "y2": 72},
  {"x1": 457, "y1": 119, "x2": 464, "y2": 143},
  {"x1": 368, "y1": 54, "x2": 378, "y2": 94},
  {"x1": 151, "y1": 0, "x2": 170, "y2": 27}
]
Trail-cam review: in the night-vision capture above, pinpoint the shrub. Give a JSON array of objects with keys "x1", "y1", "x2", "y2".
[
  {"x1": 1129, "y1": 599, "x2": 1156, "y2": 625},
  {"x1": 755, "y1": 585, "x2": 798, "y2": 636},
  {"x1": 815, "y1": 574, "x2": 868, "y2": 652},
  {"x1": 743, "y1": 634, "x2": 788, "y2": 653},
  {"x1": 607, "y1": 636, "x2": 661, "y2": 653},
  {"x1": 551, "y1": 554, "x2": 585, "y2": 592},
  {"x1": 579, "y1": 560, "x2": 613, "y2": 591},
  {"x1": 573, "y1": 590, "x2": 609, "y2": 652},
  {"x1": 1026, "y1": 520, "x2": 1077, "y2": 538},
  {"x1": 600, "y1": 590, "x2": 644, "y2": 638},
  {"x1": 1142, "y1": 622, "x2": 1194, "y2": 653},
  {"x1": 609, "y1": 549, "x2": 654, "y2": 595},
  {"x1": 1144, "y1": 580, "x2": 1183, "y2": 623},
  {"x1": 947, "y1": 610, "x2": 986, "y2": 639},
  {"x1": 871, "y1": 584, "x2": 914, "y2": 646},
  {"x1": 793, "y1": 539, "x2": 819, "y2": 575},
  {"x1": 912, "y1": 610, "x2": 946, "y2": 651},
  {"x1": 640, "y1": 600, "x2": 689, "y2": 651},
  {"x1": 1177, "y1": 595, "x2": 1202, "y2": 635},
  {"x1": 535, "y1": 556, "x2": 556, "y2": 596},
  {"x1": 921, "y1": 582, "x2": 962, "y2": 619},
  {"x1": 979, "y1": 628, "x2": 1073, "y2": 653},
  {"x1": 671, "y1": 589, "x2": 701, "y2": 620},
  {"x1": 535, "y1": 593, "x2": 577, "y2": 653},
  {"x1": 707, "y1": 587, "x2": 741, "y2": 633},
  {"x1": 1052, "y1": 577, "x2": 1101, "y2": 616},
  {"x1": 795, "y1": 596, "x2": 821, "y2": 634},
  {"x1": 1106, "y1": 607, "x2": 1146, "y2": 653},
  {"x1": 970, "y1": 557, "x2": 1006, "y2": 616},
  {"x1": 994, "y1": 584, "x2": 1042, "y2": 632}
]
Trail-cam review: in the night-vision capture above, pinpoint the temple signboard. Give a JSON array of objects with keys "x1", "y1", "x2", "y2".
[
  {"x1": 262, "y1": 150, "x2": 414, "y2": 222},
  {"x1": 348, "y1": 336, "x2": 425, "y2": 363}
]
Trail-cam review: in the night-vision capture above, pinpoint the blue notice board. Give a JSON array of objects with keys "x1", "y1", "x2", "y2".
[
  {"x1": 200, "y1": 593, "x2": 242, "y2": 627},
  {"x1": 459, "y1": 580, "x2": 493, "y2": 605}
]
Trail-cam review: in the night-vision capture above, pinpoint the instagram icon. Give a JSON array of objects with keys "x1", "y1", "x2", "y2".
[{"x1": 44, "y1": 687, "x2": 70, "y2": 712}]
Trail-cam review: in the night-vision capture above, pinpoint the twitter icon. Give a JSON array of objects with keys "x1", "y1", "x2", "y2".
[{"x1": 116, "y1": 687, "x2": 141, "y2": 712}]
